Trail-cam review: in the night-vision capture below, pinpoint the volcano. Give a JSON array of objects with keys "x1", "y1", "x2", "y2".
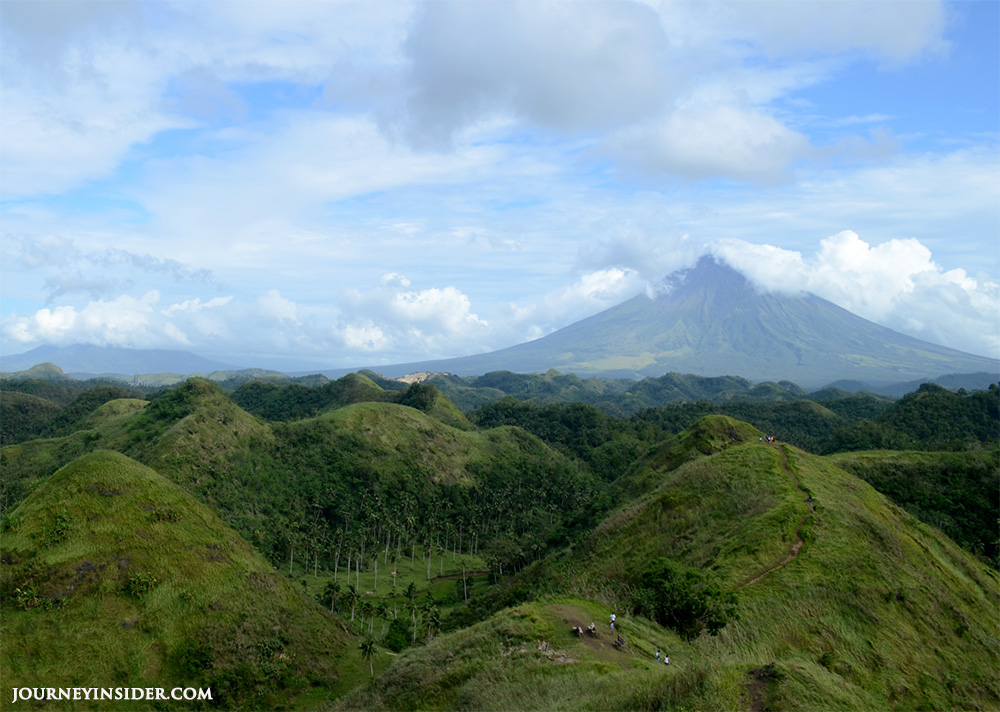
[{"x1": 374, "y1": 256, "x2": 998, "y2": 387}]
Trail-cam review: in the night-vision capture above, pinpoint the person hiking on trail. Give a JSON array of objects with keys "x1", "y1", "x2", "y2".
[
  {"x1": 655, "y1": 650, "x2": 661, "y2": 662},
  {"x1": 610, "y1": 612, "x2": 616, "y2": 631},
  {"x1": 664, "y1": 654, "x2": 670, "y2": 665}
]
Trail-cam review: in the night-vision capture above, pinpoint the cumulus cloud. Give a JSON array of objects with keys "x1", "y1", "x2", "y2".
[
  {"x1": 2, "y1": 291, "x2": 162, "y2": 347},
  {"x1": 399, "y1": 0, "x2": 673, "y2": 147},
  {"x1": 711, "y1": 231, "x2": 999, "y2": 358},
  {"x1": 608, "y1": 103, "x2": 813, "y2": 183},
  {"x1": 257, "y1": 290, "x2": 299, "y2": 323},
  {"x1": 485, "y1": 267, "x2": 650, "y2": 349},
  {"x1": 340, "y1": 274, "x2": 490, "y2": 358}
]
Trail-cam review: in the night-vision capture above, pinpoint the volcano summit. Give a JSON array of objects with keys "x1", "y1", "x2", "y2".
[{"x1": 374, "y1": 257, "x2": 998, "y2": 387}]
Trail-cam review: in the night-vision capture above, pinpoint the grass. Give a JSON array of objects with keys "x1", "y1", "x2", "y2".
[
  {"x1": 335, "y1": 432, "x2": 1000, "y2": 711},
  {"x1": 4, "y1": 387, "x2": 998, "y2": 711},
  {"x1": 0, "y1": 451, "x2": 353, "y2": 710},
  {"x1": 333, "y1": 596, "x2": 733, "y2": 712}
]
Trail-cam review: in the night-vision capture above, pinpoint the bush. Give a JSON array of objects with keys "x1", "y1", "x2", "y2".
[
  {"x1": 630, "y1": 558, "x2": 738, "y2": 640},
  {"x1": 383, "y1": 617, "x2": 410, "y2": 653}
]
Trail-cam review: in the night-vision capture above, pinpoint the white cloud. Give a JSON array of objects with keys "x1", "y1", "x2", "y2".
[
  {"x1": 339, "y1": 322, "x2": 391, "y2": 353},
  {"x1": 608, "y1": 103, "x2": 812, "y2": 183},
  {"x1": 340, "y1": 274, "x2": 489, "y2": 359},
  {"x1": 2, "y1": 291, "x2": 163, "y2": 347},
  {"x1": 711, "y1": 231, "x2": 1000, "y2": 358},
  {"x1": 256, "y1": 290, "x2": 298, "y2": 323},
  {"x1": 399, "y1": 0, "x2": 673, "y2": 147},
  {"x1": 714, "y1": 0, "x2": 947, "y2": 64},
  {"x1": 160, "y1": 296, "x2": 233, "y2": 316}
]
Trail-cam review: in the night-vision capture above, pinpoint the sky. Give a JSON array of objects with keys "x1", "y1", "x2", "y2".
[{"x1": 1, "y1": 0, "x2": 998, "y2": 371}]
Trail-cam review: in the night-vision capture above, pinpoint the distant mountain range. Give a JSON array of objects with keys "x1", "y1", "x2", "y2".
[
  {"x1": 0, "y1": 343, "x2": 240, "y2": 378},
  {"x1": 370, "y1": 257, "x2": 998, "y2": 388},
  {"x1": 3, "y1": 258, "x2": 997, "y2": 389}
]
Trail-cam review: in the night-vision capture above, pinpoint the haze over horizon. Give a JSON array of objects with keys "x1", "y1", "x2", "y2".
[{"x1": 2, "y1": 0, "x2": 998, "y2": 370}]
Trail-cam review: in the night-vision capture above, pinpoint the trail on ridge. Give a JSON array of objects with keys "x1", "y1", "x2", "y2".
[{"x1": 736, "y1": 444, "x2": 814, "y2": 591}]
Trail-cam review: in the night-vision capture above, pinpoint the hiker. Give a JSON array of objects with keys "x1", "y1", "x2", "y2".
[
  {"x1": 664, "y1": 654, "x2": 670, "y2": 665},
  {"x1": 610, "y1": 612, "x2": 616, "y2": 631},
  {"x1": 655, "y1": 650, "x2": 661, "y2": 662}
]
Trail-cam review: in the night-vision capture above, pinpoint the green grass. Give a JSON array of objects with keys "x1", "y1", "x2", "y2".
[
  {"x1": 1, "y1": 451, "x2": 353, "y2": 710},
  {"x1": 337, "y1": 429, "x2": 1000, "y2": 711},
  {"x1": 4, "y1": 385, "x2": 998, "y2": 711},
  {"x1": 333, "y1": 597, "x2": 736, "y2": 712}
]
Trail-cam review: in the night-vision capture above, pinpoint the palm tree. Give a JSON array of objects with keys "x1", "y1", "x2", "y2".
[
  {"x1": 323, "y1": 580, "x2": 341, "y2": 613},
  {"x1": 374, "y1": 601, "x2": 389, "y2": 636},
  {"x1": 359, "y1": 599, "x2": 373, "y2": 633},
  {"x1": 405, "y1": 582, "x2": 418, "y2": 643},
  {"x1": 345, "y1": 584, "x2": 358, "y2": 622},
  {"x1": 359, "y1": 636, "x2": 377, "y2": 677},
  {"x1": 426, "y1": 605, "x2": 441, "y2": 644}
]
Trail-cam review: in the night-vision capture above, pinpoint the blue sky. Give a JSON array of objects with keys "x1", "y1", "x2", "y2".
[{"x1": 1, "y1": 0, "x2": 997, "y2": 370}]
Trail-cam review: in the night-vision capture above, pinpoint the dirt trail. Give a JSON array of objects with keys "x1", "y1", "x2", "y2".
[{"x1": 736, "y1": 444, "x2": 814, "y2": 591}]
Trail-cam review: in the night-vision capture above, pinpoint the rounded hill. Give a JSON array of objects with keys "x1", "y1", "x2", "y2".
[{"x1": 0, "y1": 450, "x2": 351, "y2": 709}]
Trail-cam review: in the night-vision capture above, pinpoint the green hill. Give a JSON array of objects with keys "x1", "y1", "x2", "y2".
[
  {"x1": 5, "y1": 381, "x2": 998, "y2": 711},
  {"x1": 1, "y1": 378, "x2": 597, "y2": 581},
  {"x1": 344, "y1": 417, "x2": 1000, "y2": 711},
  {"x1": 828, "y1": 449, "x2": 1000, "y2": 568},
  {"x1": 0, "y1": 450, "x2": 354, "y2": 710},
  {"x1": 0, "y1": 391, "x2": 62, "y2": 445}
]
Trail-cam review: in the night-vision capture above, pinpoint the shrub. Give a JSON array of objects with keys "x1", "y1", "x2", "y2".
[
  {"x1": 630, "y1": 557, "x2": 738, "y2": 640},
  {"x1": 383, "y1": 617, "x2": 411, "y2": 653},
  {"x1": 123, "y1": 571, "x2": 159, "y2": 597},
  {"x1": 40, "y1": 510, "x2": 73, "y2": 548}
]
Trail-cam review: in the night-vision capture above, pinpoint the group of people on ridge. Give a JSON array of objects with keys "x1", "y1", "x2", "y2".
[{"x1": 610, "y1": 613, "x2": 669, "y2": 666}]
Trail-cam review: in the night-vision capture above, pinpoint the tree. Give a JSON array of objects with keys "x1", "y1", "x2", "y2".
[
  {"x1": 404, "y1": 582, "x2": 418, "y2": 643},
  {"x1": 425, "y1": 605, "x2": 441, "y2": 643},
  {"x1": 345, "y1": 585, "x2": 358, "y2": 622},
  {"x1": 631, "y1": 558, "x2": 738, "y2": 641},
  {"x1": 383, "y1": 617, "x2": 410, "y2": 653},
  {"x1": 358, "y1": 599, "x2": 374, "y2": 634},
  {"x1": 359, "y1": 637, "x2": 377, "y2": 677},
  {"x1": 323, "y1": 580, "x2": 341, "y2": 613},
  {"x1": 374, "y1": 601, "x2": 389, "y2": 636}
]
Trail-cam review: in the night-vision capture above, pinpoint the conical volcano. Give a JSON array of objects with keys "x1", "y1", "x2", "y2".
[{"x1": 376, "y1": 257, "x2": 998, "y2": 386}]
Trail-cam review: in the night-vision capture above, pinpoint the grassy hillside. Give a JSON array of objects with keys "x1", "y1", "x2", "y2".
[
  {"x1": 0, "y1": 450, "x2": 354, "y2": 710},
  {"x1": 337, "y1": 596, "x2": 712, "y2": 711},
  {"x1": 4, "y1": 380, "x2": 998, "y2": 711},
  {"x1": 349, "y1": 417, "x2": 1000, "y2": 711},
  {"x1": 1, "y1": 379, "x2": 598, "y2": 581},
  {"x1": 0, "y1": 390, "x2": 61, "y2": 445},
  {"x1": 828, "y1": 448, "x2": 1000, "y2": 568}
]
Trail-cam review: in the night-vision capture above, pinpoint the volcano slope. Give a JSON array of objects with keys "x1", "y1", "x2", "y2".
[
  {"x1": 339, "y1": 416, "x2": 1000, "y2": 712},
  {"x1": 0, "y1": 450, "x2": 354, "y2": 711}
]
